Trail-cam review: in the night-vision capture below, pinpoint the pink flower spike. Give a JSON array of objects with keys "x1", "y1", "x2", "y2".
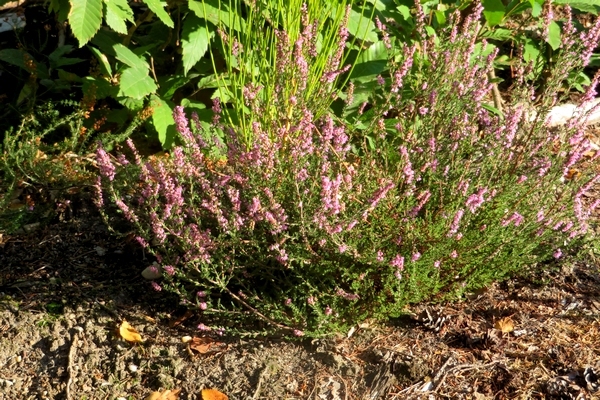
[{"x1": 553, "y1": 249, "x2": 563, "y2": 259}]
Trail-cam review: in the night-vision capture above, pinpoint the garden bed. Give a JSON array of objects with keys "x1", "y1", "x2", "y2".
[{"x1": 1, "y1": 195, "x2": 599, "y2": 399}]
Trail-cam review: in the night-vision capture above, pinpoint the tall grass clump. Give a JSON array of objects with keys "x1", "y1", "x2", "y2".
[{"x1": 95, "y1": 3, "x2": 600, "y2": 337}]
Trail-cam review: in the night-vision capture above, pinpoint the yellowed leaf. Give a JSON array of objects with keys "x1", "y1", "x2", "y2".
[
  {"x1": 145, "y1": 389, "x2": 181, "y2": 400},
  {"x1": 119, "y1": 320, "x2": 143, "y2": 343},
  {"x1": 494, "y1": 317, "x2": 514, "y2": 333},
  {"x1": 201, "y1": 388, "x2": 228, "y2": 400}
]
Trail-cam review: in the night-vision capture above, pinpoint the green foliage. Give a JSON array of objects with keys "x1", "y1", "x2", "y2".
[
  {"x1": 69, "y1": 0, "x2": 103, "y2": 46},
  {"x1": 95, "y1": 6, "x2": 600, "y2": 337},
  {"x1": 0, "y1": 101, "x2": 94, "y2": 232}
]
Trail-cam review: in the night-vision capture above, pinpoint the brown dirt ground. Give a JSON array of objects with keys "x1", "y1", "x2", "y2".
[{"x1": 0, "y1": 194, "x2": 599, "y2": 400}]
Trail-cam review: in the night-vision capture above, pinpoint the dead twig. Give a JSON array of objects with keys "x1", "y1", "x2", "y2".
[{"x1": 65, "y1": 327, "x2": 83, "y2": 400}]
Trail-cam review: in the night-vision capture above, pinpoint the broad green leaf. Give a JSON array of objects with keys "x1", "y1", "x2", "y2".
[
  {"x1": 553, "y1": 0, "x2": 600, "y2": 14},
  {"x1": 118, "y1": 66, "x2": 157, "y2": 99},
  {"x1": 347, "y1": 6, "x2": 378, "y2": 42},
  {"x1": 142, "y1": 0, "x2": 174, "y2": 28},
  {"x1": 505, "y1": 0, "x2": 531, "y2": 18},
  {"x1": 49, "y1": 0, "x2": 71, "y2": 22},
  {"x1": 349, "y1": 40, "x2": 388, "y2": 82},
  {"x1": 188, "y1": 0, "x2": 241, "y2": 30},
  {"x1": 182, "y1": 15, "x2": 213, "y2": 75},
  {"x1": 17, "y1": 81, "x2": 36, "y2": 106},
  {"x1": 0, "y1": 49, "x2": 29, "y2": 70},
  {"x1": 113, "y1": 43, "x2": 148, "y2": 69},
  {"x1": 49, "y1": 45, "x2": 85, "y2": 68},
  {"x1": 529, "y1": 0, "x2": 543, "y2": 17},
  {"x1": 481, "y1": 28, "x2": 513, "y2": 41},
  {"x1": 158, "y1": 73, "x2": 198, "y2": 98},
  {"x1": 69, "y1": 0, "x2": 103, "y2": 46},
  {"x1": 0, "y1": 49, "x2": 49, "y2": 79},
  {"x1": 434, "y1": 10, "x2": 446, "y2": 25},
  {"x1": 83, "y1": 76, "x2": 118, "y2": 99},
  {"x1": 396, "y1": 5, "x2": 411, "y2": 20},
  {"x1": 87, "y1": 46, "x2": 113, "y2": 76},
  {"x1": 150, "y1": 95, "x2": 176, "y2": 149},
  {"x1": 546, "y1": 21, "x2": 561, "y2": 50},
  {"x1": 57, "y1": 69, "x2": 83, "y2": 82},
  {"x1": 482, "y1": 0, "x2": 505, "y2": 27},
  {"x1": 104, "y1": 0, "x2": 134, "y2": 34}
]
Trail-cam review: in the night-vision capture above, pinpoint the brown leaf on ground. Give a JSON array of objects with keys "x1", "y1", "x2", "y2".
[
  {"x1": 169, "y1": 309, "x2": 194, "y2": 328},
  {"x1": 189, "y1": 337, "x2": 224, "y2": 354},
  {"x1": 119, "y1": 320, "x2": 143, "y2": 343},
  {"x1": 494, "y1": 316, "x2": 515, "y2": 333},
  {"x1": 201, "y1": 388, "x2": 228, "y2": 400},
  {"x1": 145, "y1": 389, "x2": 181, "y2": 400}
]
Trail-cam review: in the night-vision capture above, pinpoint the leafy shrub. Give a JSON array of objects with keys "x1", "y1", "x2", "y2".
[
  {"x1": 0, "y1": 100, "x2": 94, "y2": 232},
  {"x1": 96, "y1": 4, "x2": 600, "y2": 337}
]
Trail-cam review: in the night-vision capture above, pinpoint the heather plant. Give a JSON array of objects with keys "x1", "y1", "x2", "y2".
[
  {"x1": 95, "y1": 4, "x2": 600, "y2": 337},
  {"x1": 0, "y1": 100, "x2": 95, "y2": 232}
]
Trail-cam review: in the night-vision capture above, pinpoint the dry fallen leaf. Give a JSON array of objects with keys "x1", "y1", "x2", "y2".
[
  {"x1": 119, "y1": 320, "x2": 143, "y2": 343},
  {"x1": 494, "y1": 317, "x2": 515, "y2": 333},
  {"x1": 169, "y1": 310, "x2": 194, "y2": 328},
  {"x1": 201, "y1": 388, "x2": 228, "y2": 400},
  {"x1": 145, "y1": 389, "x2": 181, "y2": 400},
  {"x1": 189, "y1": 337, "x2": 224, "y2": 354}
]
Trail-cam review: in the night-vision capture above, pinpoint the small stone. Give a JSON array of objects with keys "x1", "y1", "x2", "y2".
[{"x1": 128, "y1": 364, "x2": 138, "y2": 373}]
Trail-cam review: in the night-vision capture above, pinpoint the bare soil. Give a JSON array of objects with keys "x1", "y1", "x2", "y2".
[{"x1": 1, "y1": 196, "x2": 600, "y2": 400}]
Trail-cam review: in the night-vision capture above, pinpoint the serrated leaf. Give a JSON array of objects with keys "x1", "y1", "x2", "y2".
[
  {"x1": 482, "y1": 0, "x2": 505, "y2": 27},
  {"x1": 104, "y1": 0, "x2": 134, "y2": 34},
  {"x1": 188, "y1": 0, "x2": 241, "y2": 30},
  {"x1": 142, "y1": 0, "x2": 174, "y2": 28},
  {"x1": 150, "y1": 95, "x2": 176, "y2": 149},
  {"x1": 182, "y1": 15, "x2": 212, "y2": 75},
  {"x1": 118, "y1": 66, "x2": 157, "y2": 99},
  {"x1": 554, "y1": 0, "x2": 600, "y2": 14},
  {"x1": 50, "y1": 54, "x2": 85, "y2": 69},
  {"x1": 113, "y1": 43, "x2": 148, "y2": 69},
  {"x1": 69, "y1": 0, "x2": 103, "y2": 46},
  {"x1": 0, "y1": 48, "x2": 29, "y2": 70}
]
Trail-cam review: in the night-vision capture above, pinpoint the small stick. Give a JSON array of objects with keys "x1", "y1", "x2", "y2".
[
  {"x1": 488, "y1": 69, "x2": 504, "y2": 114},
  {"x1": 220, "y1": 286, "x2": 292, "y2": 332},
  {"x1": 65, "y1": 329, "x2": 81, "y2": 400}
]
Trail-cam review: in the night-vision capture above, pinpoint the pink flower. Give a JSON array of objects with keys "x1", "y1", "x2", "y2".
[
  {"x1": 553, "y1": 249, "x2": 563, "y2": 259},
  {"x1": 96, "y1": 144, "x2": 115, "y2": 181},
  {"x1": 411, "y1": 252, "x2": 421, "y2": 262},
  {"x1": 390, "y1": 255, "x2": 405, "y2": 270},
  {"x1": 293, "y1": 329, "x2": 304, "y2": 337},
  {"x1": 325, "y1": 306, "x2": 333, "y2": 316},
  {"x1": 199, "y1": 302, "x2": 208, "y2": 310},
  {"x1": 163, "y1": 265, "x2": 175, "y2": 275},
  {"x1": 197, "y1": 323, "x2": 211, "y2": 331},
  {"x1": 151, "y1": 282, "x2": 162, "y2": 292}
]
